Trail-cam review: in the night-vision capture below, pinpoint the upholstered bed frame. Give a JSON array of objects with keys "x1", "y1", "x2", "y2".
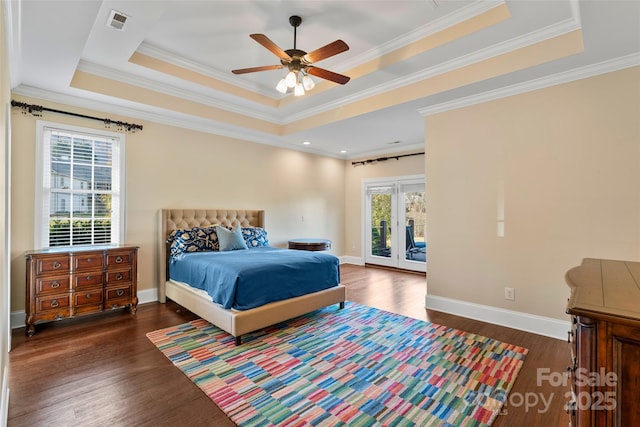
[{"x1": 159, "y1": 209, "x2": 346, "y2": 344}]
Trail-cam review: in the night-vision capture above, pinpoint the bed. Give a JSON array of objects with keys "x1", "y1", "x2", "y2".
[{"x1": 158, "y1": 209, "x2": 346, "y2": 344}]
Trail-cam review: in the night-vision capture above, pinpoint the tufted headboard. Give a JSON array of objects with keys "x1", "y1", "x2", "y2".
[{"x1": 158, "y1": 209, "x2": 265, "y2": 302}]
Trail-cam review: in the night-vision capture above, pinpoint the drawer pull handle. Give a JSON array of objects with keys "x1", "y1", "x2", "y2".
[
  {"x1": 116, "y1": 289, "x2": 124, "y2": 297},
  {"x1": 53, "y1": 261, "x2": 61, "y2": 269},
  {"x1": 50, "y1": 299, "x2": 59, "y2": 308},
  {"x1": 86, "y1": 293, "x2": 92, "y2": 299},
  {"x1": 115, "y1": 256, "x2": 123, "y2": 263},
  {"x1": 115, "y1": 273, "x2": 123, "y2": 280},
  {"x1": 86, "y1": 258, "x2": 92, "y2": 262},
  {"x1": 50, "y1": 281, "x2": 60, "y2": 288},
  {"x1": 86, "y1": 276, "x2": 92, "y2": 281}
]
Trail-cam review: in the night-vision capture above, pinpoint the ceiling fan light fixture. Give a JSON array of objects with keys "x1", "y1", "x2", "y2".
[
  {"x1": 302, "y1": 73, "x2": 315, "y2": 91},
  {"x1": 294, "y1": 82, "x2": 305, "y2": 96},
  {"x1": 275, "y1": 78, "x2": 288, "y2": 94},
  {"x1": 285, "y1": 70, "x2": 297, "y2": 88}
]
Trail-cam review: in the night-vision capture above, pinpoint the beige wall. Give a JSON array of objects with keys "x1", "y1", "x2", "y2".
[
  {"x1": 8, "y1": 67, "x2": 639, "y2": 326},
  {"x1": 425, "y1": 66, "x2": 640, "y2": 321},
  {"x1": 344, "y1": 152, "x2": 425, "y2": 258},
  {"x1": 9, "y1": 96, "x2": 346, "y2": 312}
]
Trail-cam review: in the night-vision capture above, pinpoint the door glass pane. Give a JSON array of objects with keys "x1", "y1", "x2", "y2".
[
  {"x1": 370, "y1": 193, "x2": 392, "y2": 258},
  {"x1": 404, "y1": 190, "x2": 426, "y2": 263}
]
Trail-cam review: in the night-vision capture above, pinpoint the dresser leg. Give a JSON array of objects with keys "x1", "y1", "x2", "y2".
[
  {"x1": 129, "y1": 296, "x2": 138, "y2": 314},
  {"x1": 26, "y1": 315, "x2": 35, "y2": 336}
]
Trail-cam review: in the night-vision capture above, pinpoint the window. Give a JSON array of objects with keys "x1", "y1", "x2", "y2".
[{"x1": 35, "y1": 121, "x2": 125, "y2": 248}]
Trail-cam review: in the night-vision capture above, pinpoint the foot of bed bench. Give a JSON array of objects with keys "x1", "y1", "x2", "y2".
[{"x1": 235, "y1": 336, "x2": 242, "y2": 346}]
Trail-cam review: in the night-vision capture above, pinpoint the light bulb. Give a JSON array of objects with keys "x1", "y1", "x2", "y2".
[
  {"x1": 294, "y1": 82, "x2": 305, "y2": 96},
  {"x1": 285, "y1": 71, "x2": 297, "y2": 88},
  {"x1": 275, "y1": 78, "x2": 288, "y2": 94},
  {"x1": 302, "y1": 74, "x2": 315, "y2": 91}
]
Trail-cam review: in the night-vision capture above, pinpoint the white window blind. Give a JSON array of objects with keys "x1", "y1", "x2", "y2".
[
  {"x1": 399, "y1": 182, "x2": 425, "y2": 193},
  {"x1": 35, "y1": 121, "x2": 125, "y2": 248},
  {"x1": 366, "y1": 184, "x2": 396, "y2": 195}
]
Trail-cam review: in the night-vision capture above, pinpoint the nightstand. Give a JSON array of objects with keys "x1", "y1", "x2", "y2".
[{"x1": 288, "y1": 238, "x2": 331, "y2": 251}]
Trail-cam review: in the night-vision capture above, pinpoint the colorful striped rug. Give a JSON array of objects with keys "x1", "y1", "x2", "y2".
[{"x1": 147, "y1": 302, "x2": 527, "y2": 426}]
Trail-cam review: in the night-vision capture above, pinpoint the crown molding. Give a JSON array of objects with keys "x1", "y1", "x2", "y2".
[
  {"x1": 10, "y1": 85, "x2": 349, "y2": 159},
  {"x1": 135, "y1": 41, "x2": 280, "y2": 100},
  {"x1": 417, "y1": 52, "x2": 640, "y2": 117},
  {"x1": 343, "y1": 142, "x2": 426, "y2": 161},
  {"x1": 284, "y1": 12, "x2": 582, "y2": 124},
  {"x1": 334, "y1": 0, "x2": 507, "y2": 72},
  {"x1": 76, "y1": 60, "x2": 283, "y2": 124}
]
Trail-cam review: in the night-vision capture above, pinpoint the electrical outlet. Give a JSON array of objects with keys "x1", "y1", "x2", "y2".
[{"x1": 504, "y1": 287, "x2": 515, "y2": 301}]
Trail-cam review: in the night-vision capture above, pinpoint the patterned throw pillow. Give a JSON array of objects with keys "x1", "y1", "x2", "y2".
[
  {"x1": 168, "y1": 227, "x2": 220, "y2": 261},
  {"x1": 242, "y1": 227, "x2": 270, "y2": 248}
]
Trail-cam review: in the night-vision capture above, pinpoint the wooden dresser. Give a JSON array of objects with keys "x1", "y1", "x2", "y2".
[
  {"x1": 25, "y1": 244, "x2": 139, "y2": 336},
  {"x1": 565, "y1": 258, "x2": 640, "y2": 427}
]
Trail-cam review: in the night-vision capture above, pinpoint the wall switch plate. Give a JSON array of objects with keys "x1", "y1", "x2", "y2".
[{"x1": 504, "y1": 287, "x2": 515, "y2": 301}]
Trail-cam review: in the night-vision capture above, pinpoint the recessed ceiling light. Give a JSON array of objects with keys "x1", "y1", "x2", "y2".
[
  {"x1": 340, "y1": 150, "x2": 347, "y2": 154},
  {"x1": 302, "y1": 141, "x2": 311, "y2": 145}
]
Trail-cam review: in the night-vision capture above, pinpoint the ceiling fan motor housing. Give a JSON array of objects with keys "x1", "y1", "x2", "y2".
[{"x1": 289, "y1": 15, "x2": 302, "y2": 28}]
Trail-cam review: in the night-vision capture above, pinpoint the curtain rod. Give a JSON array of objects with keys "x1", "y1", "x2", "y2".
[
  {"x1": 351, "y1": 151, "x2": 424, "y2": 167},
  {"x1": 11, "y1": 100, "x2": 143, "y2": 133}
]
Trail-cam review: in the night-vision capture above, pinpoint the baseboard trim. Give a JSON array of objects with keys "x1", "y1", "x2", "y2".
[
  {"x1": 340, "y1": 256, "x2": 364, "y2": 265},
  {"x1": 425, "y1": 294, "x2": 570, "y2": 341},
  {"x1": 10, "y1": 311, "x2": 22, "y2": 330},
  {"x1": 10, "y1": 288, "x2": 161, "y2": 330},
  {"x1": 137, "y1": 288, "x2": 158, "y2": 305}
]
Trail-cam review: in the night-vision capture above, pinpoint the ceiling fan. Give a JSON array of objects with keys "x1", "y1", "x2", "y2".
[{"x1": 232, "y1": 15, "x2": 350, "y2": 94}]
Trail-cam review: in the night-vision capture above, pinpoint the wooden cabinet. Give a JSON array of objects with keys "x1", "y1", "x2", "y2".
[
  {"x1": 565, "y1": 258, "x2": 640, "y2": 427},
  {"x1": 288, "y1": 238, "x2": 332, "y2": 251},
  {"x1": 25, "y1": 245, "x2": 138, "y2": 336}
]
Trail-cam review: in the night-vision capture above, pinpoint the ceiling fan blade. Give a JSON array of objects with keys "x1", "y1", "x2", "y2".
[
  {"x1": 232, "y1": 65, "x2": 284, "y2": 74},
  {"x1": 304, "y1": 40, "x2": 349, "y2": 64},
  {"x1": 249, "y1": 34, "x2": 291, "y2": 61},
  {"x1": 307, "y1": 66, "x2": 350, "y2": 85}
]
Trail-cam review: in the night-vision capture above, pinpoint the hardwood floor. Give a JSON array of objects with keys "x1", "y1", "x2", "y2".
[{"x1": 8, "y1": 264, "x2": 570, "y2": 426}]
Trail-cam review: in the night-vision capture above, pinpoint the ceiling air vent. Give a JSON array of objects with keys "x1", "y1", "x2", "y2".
[{"x1": 106, "y1": 10, "x2": 129, "y2": 31}]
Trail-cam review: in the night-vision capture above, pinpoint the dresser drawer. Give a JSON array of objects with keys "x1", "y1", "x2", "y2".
[
  {"x1": 74, "y1": 254, "x2": 104, "y2": 270},
  {"x1": 105, "y1": 285, "x2": 132, "y2": 309},
  {"x1": 105, "y1": 269, "x2": 131, "y2": 285},
  {"x1": 74, "y1": 289, "x2": 103, "y2": 306},
  {"x1": 73, "y1": 272, "x2": 104, "y2": 289},
  {"x1": 36, "y1": 276, "x2": 71, "y2": 294},
  {"x1": 36, "y1": 294, "x2": 71, "y2": 311},
  {"x1": 106, "y1": 251, "x2": 133, "y2": 268},
  {"x1": 36, "y1": 257, "x2": 70, "y2": 275}
]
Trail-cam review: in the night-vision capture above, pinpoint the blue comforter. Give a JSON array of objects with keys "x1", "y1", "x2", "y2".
[{"x1": 169, "y1": 247, "x2": 340, "y2": 310}]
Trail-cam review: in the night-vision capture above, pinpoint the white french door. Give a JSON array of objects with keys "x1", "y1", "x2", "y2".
[{"x1": 364, "y1": 176, "x2": 426, "y2": 272}]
